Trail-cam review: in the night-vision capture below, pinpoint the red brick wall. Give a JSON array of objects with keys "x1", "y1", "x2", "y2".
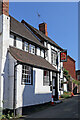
[
  {"x1": 63, "y1": 56, "x2": 76, "y2": 80},
  {"x1": 1, "y1": 0, "x2": 9, "y2": 16},
  {"x1": 39, "y1": 23, "x2": 48, "y2": 36}
]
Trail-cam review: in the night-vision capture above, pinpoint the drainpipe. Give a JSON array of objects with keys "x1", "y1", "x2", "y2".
[{"x1": 13, "y1": 62, "x2": 20, "y2": 117}]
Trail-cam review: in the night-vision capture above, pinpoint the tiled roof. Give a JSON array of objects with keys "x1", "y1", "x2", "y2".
[
  {"x1": 9, "y1": 46, "x2": 58, "y2": 72},
  {"x1": 10, "y1": 16, "x2": 47, "y2": 50},
  {"x1": 21, "y1": 20, "x2": 63, "y2": 51}
]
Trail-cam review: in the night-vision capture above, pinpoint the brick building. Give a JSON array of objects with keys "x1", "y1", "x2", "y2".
[
  {"x1": 63, "y1": 55, "x2": 77, "y2": 93},
  {"x1": 63, "y1": 55, "x2": 76, "y2": 79}
]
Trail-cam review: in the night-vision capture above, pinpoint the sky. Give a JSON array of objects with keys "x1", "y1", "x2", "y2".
[{"x1": 9, "y1": 2, "x2": 78, "y2": 69}]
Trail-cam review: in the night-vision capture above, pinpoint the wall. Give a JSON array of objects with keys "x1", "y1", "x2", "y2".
[
  {"x1": 47, "y1": 42, "x2": 63, "y2": 96},
  {"x1": 63, "y1": 77, "x2": 67, "y2": 92},
  {"x1": 63, "y1": 56, "x2": 76, "y2": 80},
  {"x1": 0, "y1": 14, "x2": 10, "y2": 109},
  {"x1": 0, "y1": 15, "x2": 3, "y2": 108},
  {"x1": 16, "y1": 67, "x2": 51, "y2": 109}
]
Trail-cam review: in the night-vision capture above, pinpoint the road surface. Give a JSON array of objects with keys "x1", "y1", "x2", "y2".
[{"x1": 19, "y1": 95, "x2": 80, "y2": 119}]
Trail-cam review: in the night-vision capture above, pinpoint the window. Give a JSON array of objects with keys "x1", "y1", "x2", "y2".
[
  {"x1": 14, "y1": 36, "x2": 16, "y2": 47},
  {"x1": 22, "y1": 40, "x2": 24, "y2": 50},
  {"x1": 24, "y1": 42, "x2": 29, "y2": 52},
  {"x1": 43, "y1": 70, "x2": 50, "y2": 86},
  {"x1": 29, "y1": 44, "x2": 35, "y2": 54},
  {"x1": 45, "y1": 50, "x2": 48, "y2": 58},
  {"x1": 51, "y1": 49, "x2": 57, "y2": 65},
  {"x1": 77, "y1": 75, "x2": 80, "y2": 80},
  {"x1": 41, "y1": 49, "x2": 44, "y2": 58},
  {"x1": 22, "y1": 65, "x2": 33, "y2": 85}
]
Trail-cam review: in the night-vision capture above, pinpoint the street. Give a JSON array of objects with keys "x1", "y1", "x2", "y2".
[{"x1": 18, "y1": 95, "x2": 80, "y2": 119}]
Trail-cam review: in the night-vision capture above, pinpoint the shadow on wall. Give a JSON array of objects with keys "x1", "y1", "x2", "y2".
[
  {"x1": 3, "y1": 52, "x2": 9, "y2": 109},
  {"x1": 22, "y1": 70, "x2": 51, "y2": 115}
]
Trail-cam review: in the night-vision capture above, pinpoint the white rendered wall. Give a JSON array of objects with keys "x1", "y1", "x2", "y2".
[
  {"x1": 0, "y1": 14, "x2": 10, "y2": 109},
  {"x1": 7, "y1": 53, "x2": 16, "y2": 109},
  {"x1": 16, "y1": 67, "x2": 51, "y2": 109},
  {"x1": 63, "y1": 77, "x2": 67, "y2": 92},
  {"x1": 0, "y1": 15, "x2": 3, "y2": 108}
]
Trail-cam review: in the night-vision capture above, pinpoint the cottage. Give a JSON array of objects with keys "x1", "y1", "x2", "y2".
[{"x1": 0, "y1": 0, "x2": 64, "y2": 115}]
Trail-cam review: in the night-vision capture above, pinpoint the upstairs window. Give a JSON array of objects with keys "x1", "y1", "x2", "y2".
[
  {"x1": 43, "y1": 70, "x2": 50, "y2": 86},
  {"x1": 51, "y1": 49, "x2": 57, "y2": 66},
  {"x1": 22, "y1": 65, "x2": 33, "y2": 85},
  {"x1": 45, "y1": 50, "x2": 48, "y2": 58},
  {"x1": 24, "y1": 42, "x2": 29, "y2": 52},
  {"x1": 14, "y1": 36, "x2": 16, "y2": 47},
  {"x1": 29, "y1": 44, "x2": 35, "y2": 54}
]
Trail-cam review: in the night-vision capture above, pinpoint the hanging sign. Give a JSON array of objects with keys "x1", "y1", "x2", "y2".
[{"x1": 60, "y1": 50, "x2": 67, "y2": 62}]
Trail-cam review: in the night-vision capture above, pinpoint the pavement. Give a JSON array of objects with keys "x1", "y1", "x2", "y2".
[{"x1": 16, "y1": 94, "x2": 80, "y2": 119}]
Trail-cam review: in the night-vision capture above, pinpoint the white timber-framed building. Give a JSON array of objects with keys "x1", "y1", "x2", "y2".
[{"x1": 0, "y1": 0, "x2": 64, "y2": 115}]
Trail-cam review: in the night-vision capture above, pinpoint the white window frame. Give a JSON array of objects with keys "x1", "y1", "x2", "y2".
[
  {"x1": 51, "y1": 49, "x2": 57, "y2": 66},
  {"x1": 29, "y1": 44, "x2": 35, "y2": 54},
  {"x1": 43, "y1": 70, "x2": 50, "y2": 86},
  {"x1": 24, "y1": 42, "x2": 29, "y2": 52},
  {"x1": 22, "y1": 65, "x2": 32, "y2": 85}
]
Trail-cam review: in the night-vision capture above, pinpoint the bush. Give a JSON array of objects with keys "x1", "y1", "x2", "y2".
[
  {"x1": 61, "y1": 94, "x2": 70, "y2": 99},
  {"x1": 64, "y1": 91, "x2": 71, "y2": 95},
  {"x1": 60, "y1": 91, "x2": 71, "y2": 99}
]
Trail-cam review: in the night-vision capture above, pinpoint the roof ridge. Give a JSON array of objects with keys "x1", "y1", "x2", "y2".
[{"x1": 21, "y1": 20, "x2": 63, "y2": 51}]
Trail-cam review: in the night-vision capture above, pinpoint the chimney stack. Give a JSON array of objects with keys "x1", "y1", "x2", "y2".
[
  {"x1": 39, "y1": 23, "x2": 48, "y2": 36},
  {"x1": 0, "y1": 0, "x2": 9, "y2": 16}
]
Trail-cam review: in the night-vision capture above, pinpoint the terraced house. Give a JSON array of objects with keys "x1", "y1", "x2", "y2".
[{"x1": 0, "y1": 0, "x2": 64, "y2": 115}]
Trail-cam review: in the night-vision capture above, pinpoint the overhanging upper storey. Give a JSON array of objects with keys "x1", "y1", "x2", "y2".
[{"x1": 9, "y1": 46, "x2": 58, "y2": 72}]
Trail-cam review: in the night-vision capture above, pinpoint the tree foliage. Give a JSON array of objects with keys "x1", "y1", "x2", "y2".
[
  {"x1": 72, "y1": 79, "x2": 80, "y2": 85},
  {"x1": 63, "y1": 69, "x2": 70, "y2": 81}
]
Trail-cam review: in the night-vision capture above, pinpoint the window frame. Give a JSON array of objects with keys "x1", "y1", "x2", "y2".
[
  {"x1": 43, "y1": 70, "x2": 50, "y2": 86},
  {"x1": 14, "y1": 36, "x2": 16, "y2": 47},
  {"x1": 21, "y1": 65, "x2": 33, "y2": 85},
  {"x1": 29, "y1": 44, "x2": 35, "y2": 54},
  {"x1": 51, "y1": 49, "x2": 57, "y2": 66}
]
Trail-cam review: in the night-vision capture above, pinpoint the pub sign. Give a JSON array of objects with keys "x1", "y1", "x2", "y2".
[{"x1": 60, "y1": 50, "x2": 67, "y2": 62}]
